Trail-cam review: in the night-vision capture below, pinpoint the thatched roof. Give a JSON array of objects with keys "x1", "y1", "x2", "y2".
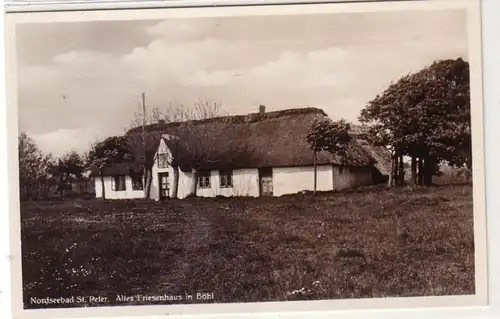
[
  {"x1": 348, "y1": 125, "x2": 392, "y2": 176},
  {"x1": 354, "y1": 139, "x2": 392, "y2": 176},
  {"x1": 91, "y1": 162, "x2": 143, "y2": 177},
  {"x1": 91, "y1": 107, "x2": 391, "y2": 176}
]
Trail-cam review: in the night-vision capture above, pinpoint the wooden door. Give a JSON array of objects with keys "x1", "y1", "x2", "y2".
[
  {"x1": 259, "y1": 168, "x2": 273, "y2": 196},
  {"x1": 158, "y1": 172, "x2": 170, "y2": 200}
]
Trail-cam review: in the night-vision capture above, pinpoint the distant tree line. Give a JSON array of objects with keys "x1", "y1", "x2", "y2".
[{"x1": 18, "y1": 133, "x2": 88, "y2": 201}]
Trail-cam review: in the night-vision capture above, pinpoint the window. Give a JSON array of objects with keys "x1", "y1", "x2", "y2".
[
  {"x1": 131, "y1": 174, "x2": 144, "y2": 191},
  {"x1": 159, "y1": 173, "x2": 170, "y2": 199},
  {"x1": 219, "y1": 170, "x2": 233, "y2": 188},
  {"x1": 198, "y1": 170, "x2": 211, "y2": 189},
  {"x1": 111, "y1": 175, "x2": 126, "y2": 191},
  {"x1": 157, "y1": 153, "x2": 169, "y2": 169}
]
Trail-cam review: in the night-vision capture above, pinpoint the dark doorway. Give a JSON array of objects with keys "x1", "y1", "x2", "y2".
[
  {"x1": 158, "y1": 172, "x2": 170, "y2": 200},
  {"x1": 258, "y1": 167, "x2": 273, "y2": 196}
]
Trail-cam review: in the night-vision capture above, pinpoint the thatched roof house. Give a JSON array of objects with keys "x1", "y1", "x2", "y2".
[{"x1": 91, "y1": 107, "x2": 391, "y2": 178}]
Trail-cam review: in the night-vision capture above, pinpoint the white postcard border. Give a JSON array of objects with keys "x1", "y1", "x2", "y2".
[{"x1": 3, "y1": 0, "x2": 491, "y2": 319}]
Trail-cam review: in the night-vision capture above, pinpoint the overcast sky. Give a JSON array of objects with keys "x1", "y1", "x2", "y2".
[{"x1": 16, "y1": 9, "x2": 468, "y2": 157}]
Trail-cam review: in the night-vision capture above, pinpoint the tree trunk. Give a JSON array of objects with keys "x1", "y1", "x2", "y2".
[
  {"x1": 423, "y1": 156, "x2": 434, "y2": 186},
  {"x1": 59, "y1": 174, "x2": 64, "y2": 199},
  {"x1": 188, "y1": 168, "x2": 198, "y2": 197},
  {"x1": 25, "y1": 183, "x2": 31, "y2": 201},
  {"x1": 313, "y1": 151, "x2": 317, "y2": 195},
  {"x1": 417, "y1": 157, "x2": 423, "y2": 185},
  {"x1": 394, "y1": 154, "x2": 400, "y2": 186},
  {"x1": 26, "y1": 183, "x2": 32, "y2": 201},
  {"x1": 172, "y1": 166, "x2": 179, "y2": 199},
  {"x1": 30, "y1": 183, "x2": 36, "y2": 201},
  {"x1": 100, "y1": 169, "x2": 106, "y2": 200},
  {"x1": 40, "y1": 185, "x2": 49, "y2": 200},
  {"x1": 141, "y1": 165, "x2": 153, "y2": 199},
  {"x1": 145, "y1": 168, "x2": 153, "y2": 199},
  {"x1": 35, "y1": 183, "x2": 40, "y2": 200},
  {"x1": 388, "y1": 153, "x2": 396, "y2": 187},
  {"x1": 20, "y1": 185, "x2": 27, "y2": 201},
  {"x1": 398, "y1": 154, "x2": 404, "y2": 185},
  {"x1": 143, "y1": 166, "x2": 148, "y2": 197},
  {"x1": 411, "y1": 155, "x2": 417, "y2": 185}
]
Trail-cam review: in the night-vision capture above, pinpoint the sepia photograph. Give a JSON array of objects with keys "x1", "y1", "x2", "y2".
[{"x1": 5, "y1": 0, "x2": 487, "y2": 318}]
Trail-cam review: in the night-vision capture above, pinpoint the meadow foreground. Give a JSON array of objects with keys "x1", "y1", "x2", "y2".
[{"x1": 21, "y1": 184, "x2": 474, "y2": 309}]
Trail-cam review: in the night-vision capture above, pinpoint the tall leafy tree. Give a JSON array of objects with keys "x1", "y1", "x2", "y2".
[
  {"x1": 18, "y1": 132, "x2": 54, "y2": 200},
  {"x1": 359, "y1": 58, "x2": 470, "y2": 186},
  {"x1": 86, "y1": 136, "x2": 134, "y2": 199},
  {"x1": 306, "y1": 118, "x2": 352, "y2": 194}
]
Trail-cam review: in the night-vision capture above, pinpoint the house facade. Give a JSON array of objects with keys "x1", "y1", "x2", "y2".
[
  {"x1": 148, "y1": 135, "x2": 374, "y2": 200},
  {"x1": 93, "y1": 163, "x2": 145, "y2": 200},
  {"x1": 94, "y1": 175, "x2": 145, "y2": 200},
  {"x1": 92, "y1": 107, "x2": 391, "y2": 200}
]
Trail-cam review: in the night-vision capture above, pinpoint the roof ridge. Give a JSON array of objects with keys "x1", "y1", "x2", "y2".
[{"x1": 125, "y1": 107, "x2": 328, "y2": 135}]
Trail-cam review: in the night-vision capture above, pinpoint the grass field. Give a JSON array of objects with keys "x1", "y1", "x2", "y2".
[{"x1": 20, "y1": 183, "x2": 475, "y2": 309}]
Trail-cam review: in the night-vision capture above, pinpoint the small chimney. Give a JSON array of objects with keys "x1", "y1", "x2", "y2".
[
  {"x1": 158, "y1": 119, "x2": 165, "y2": 126},
  {"x1": 259, "y1": 105, "x2": 266, "y2": 116}
]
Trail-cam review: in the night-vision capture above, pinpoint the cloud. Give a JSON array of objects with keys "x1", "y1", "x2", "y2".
[
  {"x1": 17, "y1": 9, "x2": 469, "y2": 156},
  {"x1": 52, "y1": 50, "x2": 114, "y2": 65},
  {"x1": 29, "y1": 128, "x2": 102, "y2": 157},
  {"x1": 121, "y1": 37, "x2": 271, "y2": 85},
  {"x1": 181, "y1": 47, "x2": 351, "y2": 88},
  {"x1": 179, "y1": 32, "x2": 467, "y2": 95}
]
